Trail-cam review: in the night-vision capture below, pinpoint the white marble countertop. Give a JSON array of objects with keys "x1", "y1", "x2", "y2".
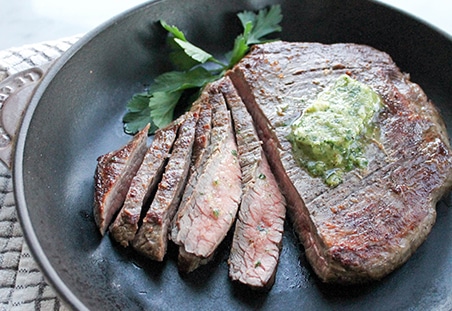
[{"x1": 0, "y1": 0, "x2": 451, "y2": 50}]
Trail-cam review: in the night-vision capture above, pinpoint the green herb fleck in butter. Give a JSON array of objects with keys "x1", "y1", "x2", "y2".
[{"x1": 288, "y1": 74, "x2": 383, "y2": 187}]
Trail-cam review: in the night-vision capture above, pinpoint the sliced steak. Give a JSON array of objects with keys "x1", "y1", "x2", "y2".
[
  {"x1": 171, "y1": 82, "x2": 242, "y2": 273},
  {"x1": 191, "y1": 91, "x2": 213, "y2": 170},
  {"x1": 220, "y1": 77, "x2": 286, "y2": 289},
  {"x1": 109, "y1": 121, "x2": 180, "y2": 247},
  {"x1": 228, "y1": 41, "x2": 452, "y2": 283},
  {"x1": 132, "y1": 111, "x2": 199, "y2": 261},
  {"x1": 93, "y1": 124, "x2": 149, "y2": 235}
]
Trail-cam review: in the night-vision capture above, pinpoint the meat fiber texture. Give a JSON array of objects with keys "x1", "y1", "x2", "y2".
[
  {"x1": 191, "y1": 91, "x2": 213, "y2": 171},
  {"x1": 227, "y1": 41, "x2": 452, "y2": 283},
  {"x1": 219, "y1": 77, "x2": 286, "y2": 289},
  {"x1": 133, "y1": 110, "x2": 199, "y2": 261},
  {"x1": 93, "y1": 124, "x2": 149, "y2": 235},
  {"x1": 109, "y1": 121, "x2": 180, "y2": 247},
  {"x1": 171, "y1": 81, "x2": 242, "y2": 273}
]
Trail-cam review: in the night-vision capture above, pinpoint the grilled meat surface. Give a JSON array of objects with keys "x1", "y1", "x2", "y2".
[
  {"x1": 220, "y1": 77, "x2": 286, "y2": 289},
  {"x1": 109, "y1": 121, "x2": 180, "y2": 247},
  {"x1": 132, "y1": 111, "x2": 199, "y2": 261},
  {"x1": 93, "y1": 124, "x2": 149, "y2": 235},
  {"x1": 228, "y1": 41, "x2": 452, "y2": 283}
]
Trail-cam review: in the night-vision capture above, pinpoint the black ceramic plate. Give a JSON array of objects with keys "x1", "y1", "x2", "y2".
[{"x1": 14, "y1": 0, "x2": 452, "y2": 310}]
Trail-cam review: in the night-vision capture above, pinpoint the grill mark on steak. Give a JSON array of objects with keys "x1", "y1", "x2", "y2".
[
  {"x1": 228, "y1": 41, "x2": 452, "y2": 283},
  {"x1": 171, "y1": 81, "x2": 242, "y2": 273},
  {"x1": 219, "y1": 76, "x2": 286, "y2": 289},
  {"x1": 132, "y1": 111, "x2": 199, "y2": 261},
  {"x1": 109, "y1": 121, "x2": 180, "y2": 247},
  {"x1": 93, "y1": 124, "x2": 149, "y2": 236}
]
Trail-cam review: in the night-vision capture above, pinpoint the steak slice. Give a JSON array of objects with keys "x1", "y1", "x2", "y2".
[
  {"x1": 191, "y1": 91, "x2": 213, "y2": 170},
  {"x1": 171, "y1": 82, "x2": 242, "y2": 273},
  {"x1": 109, "y1": 121, "x2": 180, "y2": 247},
  {"x1": 132, "y1": 110, "x2": 199, "y2": 261},
  {"x1": 93, "y1": 124, "x2": 149, "y2": 235},
  {"x1": 228, "y1": 41, "x2": 452, "y2": 283},
  {"x1": 220, "y1": 77, "x2": 286, "y2": 289}
]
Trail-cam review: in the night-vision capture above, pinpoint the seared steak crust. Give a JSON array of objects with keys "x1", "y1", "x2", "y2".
[
  {"x1": 228, "y1": 41, "x2": 452, "y2": 283},
  {"x1": 109, "y1": 121, "x2": 180, "y2": 247},
  {"x1": 171, "y1": 82, "x2": 242, "y2": 272},
  {"x1": 220, "y1": 77, "x2": 286, "y2": 289},
  {"x1": 132, "y1": 111, "x2": 199, "y2": 261},
  {"x1": 93, "y1": 124, "x2": 149, "y2": 235}
]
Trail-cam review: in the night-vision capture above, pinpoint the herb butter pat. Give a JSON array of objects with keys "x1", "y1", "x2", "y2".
[{"x1": 288, "y1": 74, "x2": 383, "y2": 187}]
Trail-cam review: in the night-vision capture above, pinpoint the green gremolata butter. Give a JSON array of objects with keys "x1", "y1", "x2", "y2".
[{"x1": 288, "y1": 74, "x2": 383, "y2": 187}]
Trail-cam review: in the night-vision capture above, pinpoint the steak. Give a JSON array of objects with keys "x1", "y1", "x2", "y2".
[
  {"x1": 174, "y1": 90, "x2": 213, "y2": 210},
  {"x1": 109, "y1": 121, "x2": 180, "y2": 247},
  {"x1": 220, "y1": 77, "x2": 286, "y2": 289},
  {"x1": 191, "y1": 91, "x2": 213, "y2": 170},
  {"x1": 171, "y1": 82, "x2": 242, "y2": 273},
  {"x1": 93, "y1": 124, "x2": 149, "y2": 235},
  {"x1": 132, "y1": 111, "x2": 199, "y2": 261},
  {"x1": 228, "y1": 41, "x2": 452, "y2": 283}
]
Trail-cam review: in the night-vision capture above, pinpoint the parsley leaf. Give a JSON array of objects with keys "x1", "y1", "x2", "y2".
[
  {"x1": 123, "y1": 68, "x2": 220, "y2": 134},
  {"x1": 239, "y1": 5, "x2": 283, "y2": 45},
  {"x1": 167, "y1": 40, "x2": 199, "y2": 71},
  {"x1": 227, "y1": 22, "x2": 253, "y2": 66},
  {"x1": 228, "y1": 5, "x2": 282, "y2": 65},
  {"x1": 163, "y1": 21, "x2": 200, "y2": 71},
  {"x1": 123, "y1": 5, "x2": 283, "y2": 135},
  {"x1": 162, "y1": 20, "x2": 225, "y2": 69},
  {"x1": 123, "y1": 93, "x2": 158, "y2": 134},
  {"x1": 148, "y1": 91, "x2": 183, "y2": 128},
  {"x1": 173, "y1": 39, "x2": 215, "y2": 65},
  {"x1": 160, "y1": 20, "x2": 187, "y2": 41},
  {"x1": 148, "y1": 67, "x2": 220, "y2": 94}
]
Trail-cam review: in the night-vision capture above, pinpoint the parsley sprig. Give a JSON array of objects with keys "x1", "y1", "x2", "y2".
[{"x1": 123, "y1": 5, "x2": 282, "y2": 135}]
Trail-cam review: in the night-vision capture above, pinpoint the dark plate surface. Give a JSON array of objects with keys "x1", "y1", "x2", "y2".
[{"x1": 14, "y1": 0, "x2": 452, "y2": 310}]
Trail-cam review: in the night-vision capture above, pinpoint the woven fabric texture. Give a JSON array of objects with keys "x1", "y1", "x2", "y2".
[{"x1": 0, "y1": 36, "x2": 82, "y2": 311}]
